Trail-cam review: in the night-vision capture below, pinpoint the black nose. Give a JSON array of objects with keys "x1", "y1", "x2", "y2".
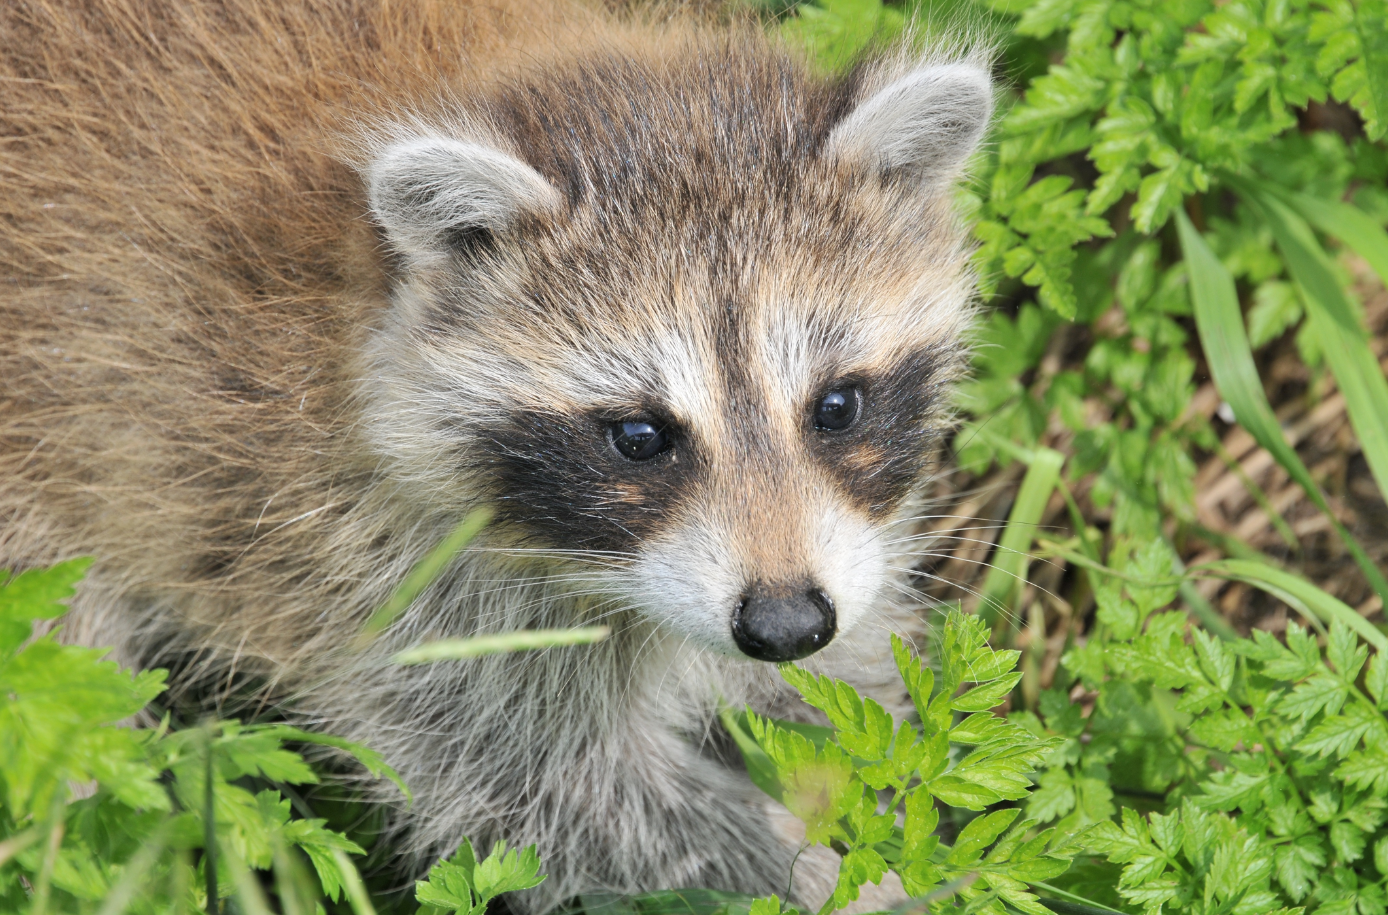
[{"x1": 732, "y1": 583, "x2": 836, "y2": 662}]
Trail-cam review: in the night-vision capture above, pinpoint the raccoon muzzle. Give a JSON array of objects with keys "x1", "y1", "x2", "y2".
[{"x1": 731, "y1": 582, "x2": 836, "y2": 662}]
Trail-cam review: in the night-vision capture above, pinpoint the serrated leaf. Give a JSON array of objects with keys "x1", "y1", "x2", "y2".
[
  {"x1": 1298, "y1": 704, "x2": 1381, "y2": 758},
  {"x1": 1192, "y1": 629, "x2": 1235, "y2": 692},
  {"x1": 1330, "y1": 821, "x2": 1367, "y2": 864},
  {"x1": 748, "y1": 896, "x2": 781, "y2": 915},
  {"x1": 0, "y1": 557, "x2": 94, "y2": 654},
  {"x1": 952, "y1": 673, "x2": 1024, "y2": 713},
  {"x1": 1327, "y1": 620, "x2": 1369, "y2": 681},
  {"x1": 1275, "y1": 835, "x2": 1326, "y2": 901},
  {"x1": 947, "y1": 809, "x2": 1021, "y2": 866},
  {"x1": 1026, "y1": 768, "x2": 1076, "y2": 823},
  {"x1": 901, "y1": 788, "x2": 940, "y2": 862},
  {"x1": 892, "y1": 634, "x2": 935, "y2": 729},
  {"x1": 472, "y1": 841, "x2": 546, "y2": 903},
  {"x1": 1278, "y1": 674, "x2": 1349, "y2": 722},
  {"x1": 1338, "y1": 742, "x2": 1388, "y2": 792},
  {"x1": 928, "y1": 775, "x2": 1003, "y2": 810},
  {"x1": 1188, "y1": 708, "x2": 1261, "y2": 752},
  {"x1": 1368, "y1": 654, "x2": 1388, "y2": 708}
]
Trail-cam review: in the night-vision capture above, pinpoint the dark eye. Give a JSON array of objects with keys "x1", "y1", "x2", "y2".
[
  {"x1": 609, "y1": 420, "x2": 671, "y2": 461},
  {"x1": 813, "y1": 387, "x2": 861, "y2": 432}
]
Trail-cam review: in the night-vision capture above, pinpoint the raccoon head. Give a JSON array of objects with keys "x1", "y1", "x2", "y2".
[{"x1": 360, "y1": 45, "x2": 992, "y2": 663}]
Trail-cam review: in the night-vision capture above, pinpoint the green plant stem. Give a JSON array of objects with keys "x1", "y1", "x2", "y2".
[
  {"x1": 1029, "y1": 886, "x2": 1126, "y2": 914},
  {"x1": 203, "y1": 724, "x2": 218, "y2": 915},
  {"x1": 979, "y1": 447, "x2": 1065, "y2": 631},
  {"x1": 30, "y1": 794, "x2": 65, "y2": 915},
  {"x1": 1213, "y1": 441, "x2": 1298, "y2": 550}
]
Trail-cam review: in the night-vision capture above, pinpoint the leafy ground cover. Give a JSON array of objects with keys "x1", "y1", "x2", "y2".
[{"x1": 5, "y1": 0, "x2": 1388, "y2": 912}]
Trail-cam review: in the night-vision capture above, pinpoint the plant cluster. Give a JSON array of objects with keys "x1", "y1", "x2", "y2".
[
  {"x1": 1030, "y1": 575, "x2": 1388, "y2": 915},
  {"x1": 0, "y1": 557, "x2": 546, "y2": 915},
  {"x1": 734, "y1": 612, "x2": 1082, "y2": 915}
]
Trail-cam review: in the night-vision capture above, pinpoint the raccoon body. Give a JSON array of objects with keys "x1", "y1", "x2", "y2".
[{"x1": 0, "y1": 1, "x2": 991, "y2": 910}]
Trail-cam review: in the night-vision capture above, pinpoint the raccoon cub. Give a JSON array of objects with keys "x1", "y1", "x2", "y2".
[{"x1": 0, "y1": 0, "x2": 990, "y2": 910}]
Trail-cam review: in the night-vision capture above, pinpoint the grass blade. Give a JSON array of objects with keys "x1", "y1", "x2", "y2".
[
  {"x1": 358, "y1": 506, "x2": 493, "y2": 643},
  {"x1": 203, "y1": 724, "x2": 219, "y2": 915},
  {"x1": 0, "y1": 826, "x2": 40, "y2": 867},
  {"x1": 1176, "y1": 208, "x2": 1388, "y2": 605},
  {"x1": 977, "y1": 447, "x2": 1064, "y2": 626},
  {"x1": 391, "y1": 626, "x2": 612, "y2": 665},
  {"x1": 332, "y1": 848, "x2": 379, "y2": 915},
  {"x1": 97, "y1": 821, "x2": 173, "y2": 915},
  {"x1": 1194, "y1": 558, "x2": 1388, "y2": 653},
  {"x1": 229, "y1": 848, "x2": 276, "y2": 915},
  {"x1": 1272, "y1": 189, "x2": 1388, "y2": 286},
  {"x1": 1248, "y1": 187, "x2": 1388, "y2": 507}
]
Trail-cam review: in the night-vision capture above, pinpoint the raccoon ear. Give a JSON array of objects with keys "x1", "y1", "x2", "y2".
[
  {"x1": 827, "y1": 62, "x2": 993, "y2": 186},
  {"x1": 366, "y1": 136, "x2": 561, "y2": 263}
]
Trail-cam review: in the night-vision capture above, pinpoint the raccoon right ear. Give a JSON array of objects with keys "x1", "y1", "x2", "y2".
[
  {"x1": 366, "y1": 136, "x2": 561, "y2": 264},
  {"x1": 827, "y1": 61, "x2": 993, "y2": 187}
]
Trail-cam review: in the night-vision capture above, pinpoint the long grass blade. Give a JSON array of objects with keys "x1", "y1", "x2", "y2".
[
  {"x1": 391, "y1": 626, "x2": 612, "y2": 665},
  {"x1": 977, "y1": 447, "x2": 1064, "y2": 626},
  {"x1": 1272, "y1": 189, "x2": 1388, "y2": 285},
  {"x1": 1194, "y1": 558, "x2": 1388, "y2": 653},
  {"x1": 1248, "y1": 187, "x2": 1388, "y2": 513},
  {"x1": 97, "y1": 821, "x2": 173, "y2": 915},
  {"x1": 0, "y1": 826, "x2": 40, "y2": 867},
  {"x1": 229, "y1": 848, "x2": 276, "y2": 915},
  {"x1": 202, "y1": 723, "x2": 219, "y2": 915},
  {"x1": 1176, "y1": 209, "x2": 1388, "y2": 605},
  {"x1": 331, "y1": 847, "x2": 379, "y2": 915},
  {"x1": 358, "y1": 506, "x2": 493, "y2": 643}
]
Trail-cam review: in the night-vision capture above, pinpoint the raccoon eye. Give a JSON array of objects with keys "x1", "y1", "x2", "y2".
[
  {"x1": 813, "y1": 387, "x2": 861, "y2": 432},
  {"x1": 609, "y1": 420, "x2": 671, "y2": 461}
]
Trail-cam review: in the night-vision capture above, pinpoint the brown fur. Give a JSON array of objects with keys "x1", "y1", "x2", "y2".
[{"x1": 1, "y1": 0, "x2": 576, "y2": 662}]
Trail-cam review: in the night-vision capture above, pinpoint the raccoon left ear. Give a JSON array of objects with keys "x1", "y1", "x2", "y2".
[
  {"x1": 827, "y1": 62, "x2": 993, "y2": 186},
  {"x1": 366, "y1": 135, "x2": 562, "y2": 265}
]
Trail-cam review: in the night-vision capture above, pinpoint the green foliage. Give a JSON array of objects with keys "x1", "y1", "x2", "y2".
[
  {"x1": 0, "y1": 559, "x2": 396, "y2": 914},
  {"x1": 1028, "y1": 573, "x2": 1388, "y2": 914},
  {"x1": 774, "y1": 0, "x2": 906, "y2": 73},
  {"x1": 416, "y1": 839, "x2": 546, "y2": 915},
  {"x1": 901, "y1": 0, "x2": 1388, "y2": 608},
  {"x1": 739, "y1": 611, "x2": 1083, "y2": 915},
  {"x1": 775, "y1": 1, "x2": 1388, "y2": 912}
]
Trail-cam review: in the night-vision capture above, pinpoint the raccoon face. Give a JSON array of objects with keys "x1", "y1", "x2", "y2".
[{"x1": 362, "y1": 53, "x2": 992, "y2": 662}]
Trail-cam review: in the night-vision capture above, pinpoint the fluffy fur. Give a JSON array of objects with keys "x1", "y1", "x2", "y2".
[{"x1": 0, "y1": 1, "x2": 990, "y2": 910}]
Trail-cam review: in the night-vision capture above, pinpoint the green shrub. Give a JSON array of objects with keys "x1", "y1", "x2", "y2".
[{"x1": 0, "y1": 558, "x2": 402, "y2": 914}]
